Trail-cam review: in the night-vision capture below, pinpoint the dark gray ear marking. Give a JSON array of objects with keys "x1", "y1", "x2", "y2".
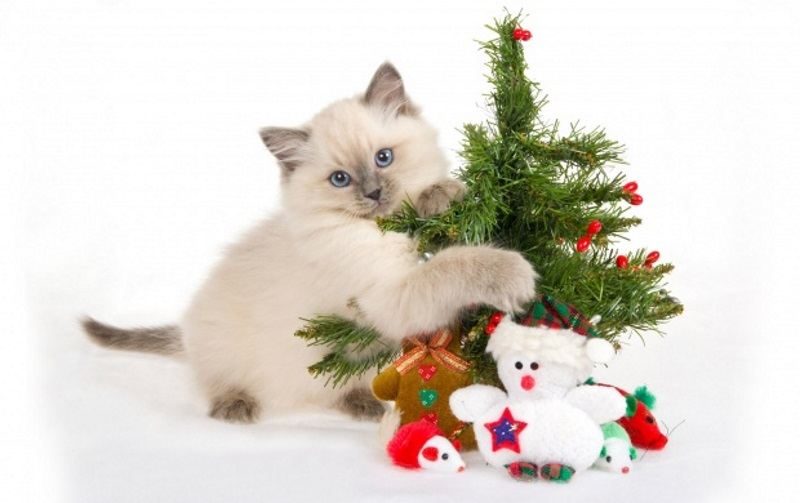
[
  {"x1": 364, "y1": 62, "x2": 418, "y2": 116},
  {"x1": 258, "y1": 127, "x2": 310, "y2": 175}
]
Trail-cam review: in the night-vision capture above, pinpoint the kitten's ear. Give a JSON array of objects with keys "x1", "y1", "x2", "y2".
[
  {"x1": 364, "y1": 62, "x2": 418, "y2": 116},
  {"x1": 258, "y1": 127, "x2": 309, "y2": 176}
]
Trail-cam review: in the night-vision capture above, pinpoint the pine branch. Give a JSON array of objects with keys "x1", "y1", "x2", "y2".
[
  {"x1": 296, "y1": 315, "x2": 384, "y2": 353},
  {"x1": 308, "y1": 349, "x2": 398, "y2": 388},
  {"x1": 295, "y1": 315, "x2": 399, "y2": 387}
]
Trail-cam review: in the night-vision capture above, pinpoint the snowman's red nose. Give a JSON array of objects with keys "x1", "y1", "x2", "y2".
[
  {"x1": 520, "y1": 375, "x2": 535, "y2": 390},
  {"x1": 622, "y1": 467, "x2": 630, "y2": 474}
]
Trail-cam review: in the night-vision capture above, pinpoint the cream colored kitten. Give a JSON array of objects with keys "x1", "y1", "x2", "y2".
[{"x1": 84, "y1": 63, "x2": 537, "y2": 423}]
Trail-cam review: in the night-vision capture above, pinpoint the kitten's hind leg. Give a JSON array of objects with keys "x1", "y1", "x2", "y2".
[
  {"x1": 209, "y1": 388, "x2": 262, "y2": 424},
  {"x1": 338, "y1": 388, "x2": 386, "y2": 420}
]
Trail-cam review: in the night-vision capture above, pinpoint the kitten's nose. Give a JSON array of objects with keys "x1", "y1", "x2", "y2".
[{"x1": 365, "y1": 188, "x2": 382, "y2": 201}]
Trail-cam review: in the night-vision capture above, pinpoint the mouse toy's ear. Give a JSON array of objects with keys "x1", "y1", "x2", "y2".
[
  {"x1": 258, "y1": 127, "x2": 310, "y2": 177},
  {"x1": 364, "y1": 62, "x2": 418, "y2": 116},
  {"x1": 421, "y1": 446, "x2": 439, "y2": 461}
]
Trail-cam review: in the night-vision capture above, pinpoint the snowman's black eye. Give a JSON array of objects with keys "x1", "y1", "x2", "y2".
[
  {"x1": 442, "y1": 453, "x2": 449, "y2": 461},
  {"x1": 530, "y1": 362, "x2": 539, "y2": 370},
  {"x1": 606, "y1": 456, "x2": 612, "y2": 463},
  {"x1": 514, "y1": 361, "x2": 523, "y2": 370}
]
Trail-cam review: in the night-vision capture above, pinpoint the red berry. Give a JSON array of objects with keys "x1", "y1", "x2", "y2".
[
  {"x1": 645, "y1": 250, "x2": 660, "y2": 265},
  {"x1": 629, "y1": 193, "x2": 643, "y2": 205},
  {"x1": 576, "y1": 235, "x2": 592, "y2": 253},
  {"x1": 616, "y1": 255, "x2": 629, "y2": 269},
  {"x1": 622, "y1": 181, "x2": 638, "y2": 193},
  {"x1": 513, "y1": 28, "x2": 524, "y2": 40},
  {"x1": 587, "y1": 219, "x2": 603, "y2": 235},
  {"x1": 521, "y1": 30, "x2": 532, "y2": 41},
  {"x1": 485, "y1": 322, "x2": 497, "y2": 335},
  {"x1": 489, "y1": 312, "x2": 504, "y2": 325}
]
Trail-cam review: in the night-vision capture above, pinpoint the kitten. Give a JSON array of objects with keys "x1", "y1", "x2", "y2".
[{"x1": 84, "y1": 63, "x2": 537, "y2": 423}]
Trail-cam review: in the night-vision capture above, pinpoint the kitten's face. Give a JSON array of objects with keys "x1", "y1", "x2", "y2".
[{"x1": 260, "y1": 63, "x2": 449, "y2": 219}]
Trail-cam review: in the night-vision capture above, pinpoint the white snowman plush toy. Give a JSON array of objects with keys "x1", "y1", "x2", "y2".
[{"x1": 450, "y1": 296, "x2": 627, "y2": 482}]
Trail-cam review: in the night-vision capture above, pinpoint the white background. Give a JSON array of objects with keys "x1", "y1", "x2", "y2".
[{"x1": 3, "y1": 0, "x2": 799, "y2": 501}]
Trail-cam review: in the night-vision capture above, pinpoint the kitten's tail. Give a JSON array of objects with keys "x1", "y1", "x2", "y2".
[{"x1": 82, "y1": 317, "x2": 183, "y2": 356}]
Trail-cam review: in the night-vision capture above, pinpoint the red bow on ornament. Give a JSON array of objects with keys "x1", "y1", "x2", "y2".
[{"x1": 393, "y1": 329, "x2": 471, "y2": 375}]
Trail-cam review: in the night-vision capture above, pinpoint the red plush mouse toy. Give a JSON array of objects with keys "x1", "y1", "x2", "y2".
[
  {"x1": 618, "y1": 385, "x2": 668, "y2": 450},
  {"x1": 589, "y1": 381, "x2": 668, "y2": 450},
  {"x1": 387, "y1": 419, "x2": 466, "y2": 473}
]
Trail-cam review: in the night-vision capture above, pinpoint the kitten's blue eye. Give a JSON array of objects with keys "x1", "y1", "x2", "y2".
[
  {"x1": 375, "y1": 148, "x2": 393, "y2": 168},
  {"x1": 329, "y1": 170, "x2": 351, "y2": 188}
]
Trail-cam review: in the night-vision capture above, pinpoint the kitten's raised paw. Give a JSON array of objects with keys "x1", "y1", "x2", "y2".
[
  {"x1": 339, "y1": 387, "x2": 386, "y2": 420},
  {"x1": 478, "y1": 249, "x2": 537, "y2": 313},
  {"x1": 209, "y1": 389, "x2": 261, "y2": 424},
  {"x1": 415, "y1": 179, "x2": 466, "y2": 217}
]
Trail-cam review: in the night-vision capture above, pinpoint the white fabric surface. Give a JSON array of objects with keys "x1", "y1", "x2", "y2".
[{"x1": 4, "y1": 0, "x2": 798, "y2": 501}]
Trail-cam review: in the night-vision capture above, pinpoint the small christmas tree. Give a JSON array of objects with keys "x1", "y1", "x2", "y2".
[{"x1": 296, "y1": 12, "x2": 683, "y2": 387}]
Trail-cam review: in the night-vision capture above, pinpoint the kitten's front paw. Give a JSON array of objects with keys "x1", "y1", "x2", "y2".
[
  {"x1": 478, "y1": 250, "x2": 537, "y2": 314},
  {"x1": 415, "y1": 179, "x2": 466, "y2": 217}
]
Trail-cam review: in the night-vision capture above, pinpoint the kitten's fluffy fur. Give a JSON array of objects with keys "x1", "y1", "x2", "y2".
[{"x1": 85, "y1": 64, "x2": 536, "y2": 423}]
